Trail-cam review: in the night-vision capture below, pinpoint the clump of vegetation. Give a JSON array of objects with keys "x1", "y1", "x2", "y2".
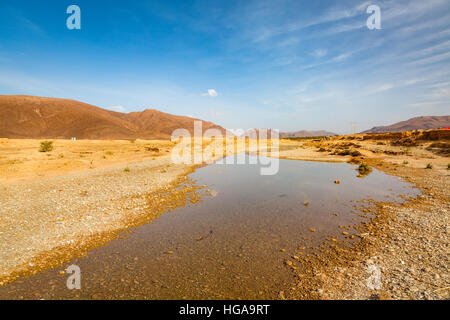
[
  {"x1": 447, "y1": 163, "x2": 450, "y2": 170},
  {"x1": 79, "y1": 153, "x2": 86, "y2": 158},
  {"x1": 357, "y1": 163, "x2": 372, "y2": 175},
  {"x1": 124, "y1": 167, "x2": 130, "y2": 172},
  {"x1": 145, "y1": 146, "x2": 160, "y2": 152},
  {"x1": 350, "y1": 149, "x2": 362, "y2": 157},
  {"x1": 58, "y1": 153, "x2": 64, "y2": 159},
  {"x1": 7, "y1": 159, "x2": 22, "y2": 165},
  {"x1": 39, "y1": 141, "x2": 54, "y2": 152},
  {"x1": 403, "y1": 160, "x2": 409, "y2": 165},
  {"x1": 105, "y1": 151, "x2": 114, "y2": 156},
  {"x1": 426, "y1": 163, "x2": 433, "y2": 169},
  {"x1": 335, "y1": 148, "x2": 350, "y2": 156}
]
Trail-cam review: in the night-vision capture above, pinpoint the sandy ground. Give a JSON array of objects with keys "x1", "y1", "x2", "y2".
[
  {"x1": 0, "y1": 139, "x2": 175, "y2": 185},
  {"x1": 0, "y1": 132, "x2": 448, "y2": 299}
]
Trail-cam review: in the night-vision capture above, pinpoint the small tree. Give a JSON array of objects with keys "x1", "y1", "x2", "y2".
[{"x1": 39, "y1": 141, "x2": 54, "y2": 152}]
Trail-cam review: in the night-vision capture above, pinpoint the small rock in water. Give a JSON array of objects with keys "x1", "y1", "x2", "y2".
[
  {"x1": 304, "y1": 201, "x2": 310, "y2": 206},
  {"x1": 310, "y1": 228, "x2": 316, "y2": 232},
  {"x1": 165, "y1": 251, "x2": 174, "y2": 254},
  {"x1": 334, "y1": 180, "x2": 340, "y2": 184},
  {"x1": 280, "y1": 249, "x2": 286, "y2": 252}
]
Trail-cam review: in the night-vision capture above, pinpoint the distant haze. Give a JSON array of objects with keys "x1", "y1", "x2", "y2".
[{"x1": 280, "y1": 130, "x2": 336, "y2": 138}]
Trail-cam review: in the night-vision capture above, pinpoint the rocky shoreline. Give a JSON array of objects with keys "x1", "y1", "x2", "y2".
[
  {"x1": 281, "y1": 150, "x2": 449, "y2": 300},
  {"x1": 0, "y1": 155, "x2": 197, "y2": 287}
]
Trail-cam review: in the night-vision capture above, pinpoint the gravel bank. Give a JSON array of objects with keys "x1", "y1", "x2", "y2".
[
  {"x1": 0, "y1": 156, "x2": 194, "y2": 286},
  {"x1": 289, "y1": 161, "x2": 449, "y2": 300}
]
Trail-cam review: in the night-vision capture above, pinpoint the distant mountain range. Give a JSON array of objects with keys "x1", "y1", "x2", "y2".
[
  {"x1": 2, "y1": 96, "x2": 448, "y2": 140},
  {"x1": 279, "y1": 130, "x2": 337, "y2": 138},
  {"x1": 240, "y1": 129, "x2": 336, "y2": 138},
  {"x1": 361, "y1": 116, "x2": 450, "y2": 133},
  {"x1": 0, "y1": 95, "x2": 226, "y2": 139}
]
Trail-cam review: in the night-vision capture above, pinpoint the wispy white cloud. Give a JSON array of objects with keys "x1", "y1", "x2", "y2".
[
  {"x1": 313, "y1": 49, "x2": 327, "y2": 58},
  {"x1": 107, "y1": 105, "x2": 127, "y2": 112},
  {"x1": 408, "y1": 100, "x2": 448, "y2": 108},
  {"x1": 409, "y1": 51, "x2": 450, "y2": 66},
  {"x1": 202, "y1": 89, "x2": 219, "y2": 97},
  {"x1": 7, "y1": 6, "x2": 47, "y2": 37}
]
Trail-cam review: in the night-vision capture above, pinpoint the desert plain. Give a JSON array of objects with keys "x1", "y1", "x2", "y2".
[{"x1": 0, "y1": 129, "x2": 448, "y2": 299}]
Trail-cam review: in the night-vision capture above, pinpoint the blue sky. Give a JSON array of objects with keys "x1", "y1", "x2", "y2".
[{"x1": 0, "y1": 0, "x2": 449, "y2": 133}]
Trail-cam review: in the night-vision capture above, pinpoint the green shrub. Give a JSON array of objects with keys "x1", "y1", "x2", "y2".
[
  {"x1": 357, "y1": 163, "x2": 372, "y2": 175},
  {"x1": 403, "y1": 161, "x2": 409, "y2": 165},
  {"x1": 426, "y1": 163, "x2": 433, "y2": 169},
  {"x1": 124, "y1": 167, "x2": 130, "y2": 172},
  {"x1": 39, "y1": 141, "x2": 54, "y2": 152}
]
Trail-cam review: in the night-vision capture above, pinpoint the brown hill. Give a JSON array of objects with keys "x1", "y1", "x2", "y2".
[
  {"x1": 0, "y1": 95, "x2": 226, "y2": 139},
  {"x1": 362, "y1": 116, "x2": 450, "y2": 133}
]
